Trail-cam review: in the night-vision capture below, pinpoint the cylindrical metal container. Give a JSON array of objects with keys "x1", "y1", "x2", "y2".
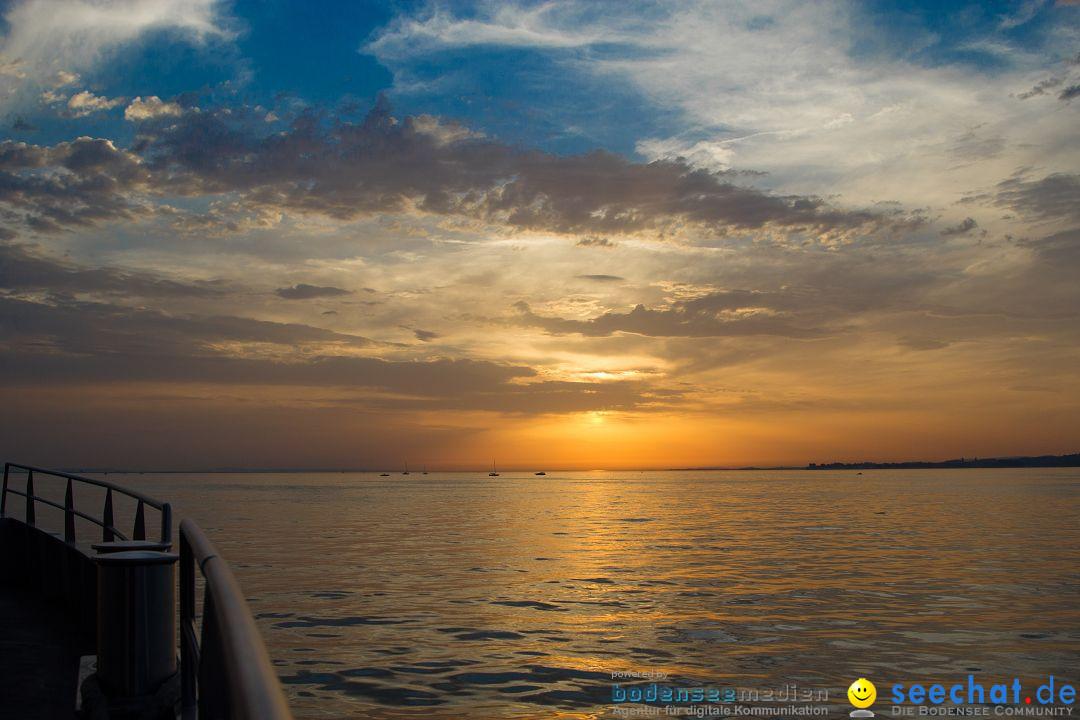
[{"x1": 95, "y1": 550, "x2": 178, "y2": 698}]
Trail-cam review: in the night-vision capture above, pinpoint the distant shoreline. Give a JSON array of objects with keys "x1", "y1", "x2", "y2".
[
  {"x1": 679, "y1": 452, "x2": 1080, "y2": 471},
  {"x1": 54, "y1": 452, "x2": 1080, "y2": 474}
]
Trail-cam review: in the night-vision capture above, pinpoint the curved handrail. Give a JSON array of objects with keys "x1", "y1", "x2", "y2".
[
  {"x1": 2, "y1": 488, "x2": 134, "y2": 541},
  {"x1": 2, "y1": 462, "x2": 171, "y2": 545},
  {"x1": 179, "y1": 518, "x2": 293, "y2": 720},
  {"x1": 5, "y1": 462, "x2": 170, "y2": 509}
]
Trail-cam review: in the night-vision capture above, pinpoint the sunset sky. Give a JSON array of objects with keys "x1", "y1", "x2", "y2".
[{"x1": 1, "y1": 0, "x2": 1078, "y2": 470}]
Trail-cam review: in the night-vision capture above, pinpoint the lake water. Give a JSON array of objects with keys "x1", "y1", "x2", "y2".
[{"x1": 84, "y1": 469, "x2": 1080, "y2": 719}]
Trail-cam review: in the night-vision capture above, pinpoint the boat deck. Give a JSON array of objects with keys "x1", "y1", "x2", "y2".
[{"x1": 0, "y1": 584, "x2": 86, "y2": 720}]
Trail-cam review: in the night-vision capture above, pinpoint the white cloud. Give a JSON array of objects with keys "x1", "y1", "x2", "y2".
[
  {"x1": 124, "y1": 95, "x2": 185, "y2": 120},
  {"x1": 410, "y1": 114, "x2": 485, "y2": 146},
  {"x1": 67, "y1": 89, "x2": 125, "y2": 117},
  {"x1": 0, "y1": 0, "x2": 230, "y2": 109},
  {"x1": 365, "y1": 2, "x2": 623, "y2": 60},
  {"x1": 53, "y1": 70, "x2": 80, "y2": 87},
  {"x1": 39, "y1": 89, "x2": 65, "y2": 104},
  {"x1": 997, "y1": 0, "x2": 1049, "y2": 29},
  {"x1": 634, "y1": 136, "x2": 736, "y2": 171},
  {"x1": 0, "y1": 58, "x2": 26, "y2": 78},
  {"x1": 368, "y1": 1, "x2": 1080, "y2": 230}
]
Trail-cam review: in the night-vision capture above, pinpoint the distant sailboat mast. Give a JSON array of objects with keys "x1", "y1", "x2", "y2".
[{"x1": 489, "y1": 460, "x2": 499, "y2": 477}]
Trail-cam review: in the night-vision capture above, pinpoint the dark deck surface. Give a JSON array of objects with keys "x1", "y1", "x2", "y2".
[{"x1": 0, "y1": 584, "x2": 84, "y2": 720}]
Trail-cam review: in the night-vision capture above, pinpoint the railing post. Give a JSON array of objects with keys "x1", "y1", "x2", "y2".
[
  {"x1": 1, "y1": 462, "x2": 9, "y2": 516},
  {"x1": 102, "y1": 488, "x2": 114, "y2": 542},
  {"x1": 161, "y1": 503, "x2": 172, "y2": 545},
  {"x1": 25, "y1": 469, "x2": 35, "y2": 525},
  {"x1": 65, "y1": 478, "x2": 75, "y2": 542},
  {"x1": 134, "y1": 501, "x2": 146, "y2": 541}
]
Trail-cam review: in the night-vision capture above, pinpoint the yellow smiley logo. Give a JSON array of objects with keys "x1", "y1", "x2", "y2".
[{"x1": 848, "y1": 678, "x2": 877, "y2": 708}]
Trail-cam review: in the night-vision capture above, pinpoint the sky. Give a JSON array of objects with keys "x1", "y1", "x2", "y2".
[{"x1": 0, "y1": 0, "x2": 1078, "y2": 470}]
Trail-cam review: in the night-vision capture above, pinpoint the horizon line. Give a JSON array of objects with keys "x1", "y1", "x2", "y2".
[{"x1": 40, "y1": 450, "x2": 1080, "y2": 475}]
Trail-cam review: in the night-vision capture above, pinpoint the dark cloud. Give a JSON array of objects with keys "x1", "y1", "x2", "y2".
[
  {"x1": 0, "y1": 295, "x2": 669, "y2": 414},
  {"x1": 940, "y1": 217, "x2": 977, "y2": 236},
  {"x1": 514, "y1": 254, "x2": 941, "y2": 340},
  {"x1": 128, "y1": 100, "x2": 893, "y2": 238},
  {"x1": 576, "y1": 236, "x2": 616, "y2": 248},
  {"x1": 0, "y1": 296, "x2": 381, "y2": 358},
  {"x1": 991, "y1": 172, "x2": 1080, "y2": 223},
  {"x1": 898, "y1": 337, "x2": 950, "y2": 351},
  {"x1": 514, "y1": 297, "x2": 825, "y2": 339},
  {"x1": 0, "y1": 101, "x2": 905, "y2": 244},
  {"x1": 0, "y1": 137, "x2": 147, "y2": 233},
  {"x1": 1059, "y1": 84, "x2": 1080, "y2": 101},
  {"x1": 276, "y1": 283, "x2": 352, "y2": 299},
  {"x1": 1019, "y1": 228, "x2": 1080, "y2": 273},
  {"x1": 413, "y1": 329, "x2": 439, "y2": 341},
  {"x1": 1018, "y1": 75, "x2": 1064, "y2": 99},
  {"x1": 948, "y1": 130, "x2": 1004, "y2": 161},
  {"x1": 0, "y1": 242, "x2": 227, "y2": 298},
  {"x1": 577, "y1": 274, "x2": 624, "y2": 282}
]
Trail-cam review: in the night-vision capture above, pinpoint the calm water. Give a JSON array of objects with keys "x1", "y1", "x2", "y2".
[{"x1": 88, "y1": 470, "x2": 1080, "y2": 718}]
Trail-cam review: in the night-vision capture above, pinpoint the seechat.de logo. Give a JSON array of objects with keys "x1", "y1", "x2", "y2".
[{"x1": 850, "y1": 678, "x2": 878, "y2": 718}]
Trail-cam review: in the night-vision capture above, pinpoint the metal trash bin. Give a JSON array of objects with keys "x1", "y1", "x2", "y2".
[
  {"x1": 93, "y1": 540, "x2": 173, "y2": 554},
  {"x1": 94, "y1": 550, "x2": 178, "y2": 700}
]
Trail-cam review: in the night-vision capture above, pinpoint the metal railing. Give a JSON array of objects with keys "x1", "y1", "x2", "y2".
[
  {"x1": 1, "y1": 462, "x2": 171, "y2": 545},
  {"x1": 1, "y1": 462, "x2": 292, "y2": 719},
  {"x1": 180, "y1": 517, "x2": 293, "y2": 720}
]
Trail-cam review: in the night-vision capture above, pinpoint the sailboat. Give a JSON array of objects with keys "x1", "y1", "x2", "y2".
[
  {"x1": 402, "y1": 459, "x2": 410, "y2": 476},
  {"x1": 488, "y1": 460, "x2": 499, "y2": 477}
]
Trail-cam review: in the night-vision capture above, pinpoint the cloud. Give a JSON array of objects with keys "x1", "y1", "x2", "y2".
[
  {"x1": 1019, "y1": 75, "x2": 1065, "y2": 99},
  {"x1": 0, "y1": 58, "x2": 26, "y2": 78},
  {"x1": 0, "y1": 295, "x2": 379, "y2": 357},
  {"x1": 513, "y1": 294, "x2": 826, "y2": 339},
  {"x1": 368, "y1": 1, "x2": 1080, "y2": 219},
  {"x1": 39, "y1": 89, "x2": 66, "y2": 105},
  {"x1": 67, "y1": 90, "x2": 126, "y2": 117},
  {"x1": 576, "y1": 236, "x2": 616, "y2": 248},
  {"x1": 52, "y1": 70, "x2": 80, "y2": 87},
  {"x1": 130, "y1": 100, "x2": 893, "y2": 240},
  {"x1": 576, "y1": 274, "x2": 624, "y2": 282},
  {"x1": 514, "y1": 248, "x2": 947, "y2": 342},
  {"x1": 1060, "y1": 84, "x2": 1080, "y2": 100},
  {"x1": 948, "y1": 129, "x2": 1006, "y2": 162},
  {"x1": 0, "y1": 0, "x2": 231, "y2": 108},
  {"x1": 940, "y1": 217, "x2": 978, "y2": 236},
  {"x1": 0, "y1": 242, "x2": 227, "y2": 298},
  {"x1": 991, "y1": 171, "x2": 1080, "y2": 223},
  {"x1": 125, "y1": 95, "x2": 186, "y2": 121},
  {"x1": 0, "y1": 137, "x2": 147, "y2": 233},
  {"x1": 275, "y1": 284, "x2": 352, "y2": 300},
  {"x1": 364, "y1": 3, "x2": 624, "y2": 60},
  {"x1": 997, "y1": 0, "x2": 1049, "y2": 29},
  {"x1": 413, "y1": 328, "x2": 439, "y2": 342},
  {"x1": 410, "y1": 114, "x2": 485, "y2": 145},
  {"x1": 0, "y1": 294, "x2": 672, "y2": 414}
]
